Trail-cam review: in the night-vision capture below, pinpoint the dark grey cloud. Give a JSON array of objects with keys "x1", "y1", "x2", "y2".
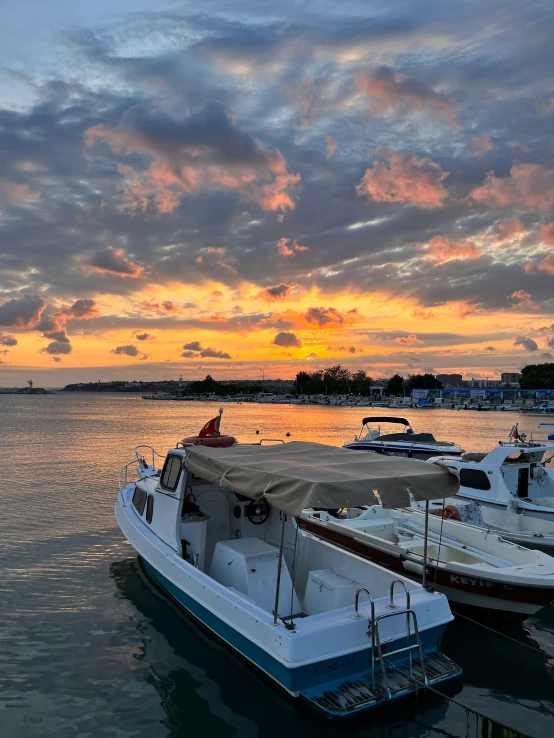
[
  {"x1": 42, "y1": 339, "x2": 72, "y2": 355},
  {"x1": 111, "y1": 344, "x2": 139, "y2": 356},
  {"x1": 514, "y1": 336, "x2": 538, "y2": 351},
  {"x1": 0, "y1": 333, "x2": 18, "y2": 346},
  {"x1": 0, "y1": 295, "x2": 46, "y2": 327},
  {"x1": 180, "y1": 341, "x2": 231, "y2": 358},
  {"x1": 273, "y1": 331, "x2": 302, "y2": 348}
]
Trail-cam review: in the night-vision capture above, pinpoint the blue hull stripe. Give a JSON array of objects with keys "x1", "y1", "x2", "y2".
[{"x1": 141, "y1": 559, "x2": 447, "y2": 695}]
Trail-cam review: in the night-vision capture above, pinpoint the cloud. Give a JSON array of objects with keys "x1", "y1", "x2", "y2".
[
  {"x1": 275, "y1": 237, "x2": 308, "y2": 256},
  {"x1": 2, "y1": 182, "x2": 41, "y2": 201},
  {"x1": 199, "y1": 347, "x2": 232, "y2": 358},
  {"x1": 0, "y1": 333, "x2": 18, "y2": 346},
  {"x1": 356, "y1": 149, "x2": 449, "y2": 209},
  {"x1": 498, "y1": 219, "x2": 524, "y2": 241},
  {"x1": 537, "y1": 98, "x2": 554, "y2": 115},
  {"x1": 256, "y1": 283, "x2": 294, "y2": 301},
  {"x1": 86, "y1": 103, "x2": 300, "y2": 217},
  {"x1": 470, "y1": 163, "x2": 554, "y2": 211},
  {"x1": 509, "y1": 290, "x2": 538, "y2": 310},
  {"x1": 546, "y1": 337, "x2": 554, "y2": 349},
  {"x1": 181, "y1": 341, "x2": 231, "y2": 358},
  {"x1": 539, "y1": 223, "x2": 554, "y2": 245},
  {"x1": 139, "y1": 299, "x2": 180, "y2": 314},
  {"x1": 395, "y1": 334, "x2": 423, "y2": 345},
  {"x1": 41, "y1": 336, "x2": 72, "y2": 355},
  {"x1": 0, "y1": 295, "x2": 46, "y2": 328},
  {"x1": 485, "y1": 346, "x2": 496, "y2": 352},
  {"x1": 83, "y1": 246, "x2": 144, "y2": 278},
  {"x1": 542, "y1": 352, "x2": 553, "y2": 359},
  {"x1": 425, "y1": 236, "x2": 481, "y2": 263},
  {"x1": 325, "y1": 136, "x2": 337, "y2": 159},
  {"x1": 537, "y1": 254, "x2": 554, "y2": 274},
  {"x1": 356, "y1": 67, "x2": 455, "y2": 122},
  {"x1": 514, "y1": 336, "x2": 538, "y2": 351},
  {"x1": 304, "y1": 306, "x2": 350, "y2": 329},
  {"x1": 51, "y1": 356, "x2": 62, "y2": 363},
  {"x1": 135, "y1": 332, "x2": 154, "y2": 341},
  {"x1": 273, "y1": 331, "x2": 302, "y2": 348},
  {"x1": 111, "y1": 344, "x2": 140, "y2": 356},
  {"x1": 508, "y1": 141, "x2": 531, "y2": 153},
  {"x1": 469, "y1": 135, "x2": 495, "y2": 156}
]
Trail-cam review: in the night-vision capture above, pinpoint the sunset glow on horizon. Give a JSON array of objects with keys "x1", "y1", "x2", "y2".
[{"x1": 1, "y1": 1, "x2": 553, "y2": 385}]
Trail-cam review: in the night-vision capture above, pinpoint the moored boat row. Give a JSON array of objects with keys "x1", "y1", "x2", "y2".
[{"x1": 114, "y1": 412, "x2": 554, "y2": 718}]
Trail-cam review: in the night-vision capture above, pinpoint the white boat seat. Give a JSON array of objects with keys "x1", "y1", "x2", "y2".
[
  {"x1": 209, "y1": 538, "x2": 300, "y2": 616},
  {"x1": 304, "y1": 569, "x2": 362, "y2": 615}
]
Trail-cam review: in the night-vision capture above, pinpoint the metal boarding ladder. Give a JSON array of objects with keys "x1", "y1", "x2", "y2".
[{"x1": 354, "y1": 580, "x2": 428, "y2": 699}]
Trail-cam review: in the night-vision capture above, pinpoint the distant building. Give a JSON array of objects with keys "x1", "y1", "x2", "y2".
[
  {"x1": 501, "y1": 372, "x2": 522, "y2": 384},
  {"x1": 436, "y1": 373, "x2": 463, "y2": 387},
  {"x1": 467, "y1": 378, "x2": 502, "y2": 388}
]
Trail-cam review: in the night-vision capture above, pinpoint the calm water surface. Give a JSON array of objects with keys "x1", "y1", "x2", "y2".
[{"x1": 1, "y1": 394, "x2": 553, "y2": 738}]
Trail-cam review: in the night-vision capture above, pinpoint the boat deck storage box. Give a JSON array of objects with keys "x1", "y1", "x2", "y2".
[
  {"x1": 304, "y1": 569, "x2": 360, "y2": 615},
  {"x1": 209, "y1": 538, "x2": 300, "y2": 616}
]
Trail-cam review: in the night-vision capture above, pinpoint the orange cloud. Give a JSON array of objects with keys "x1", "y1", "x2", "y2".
[
  {"x1": 471, "y1": 163, "x2": 554, "y2": 210},
  {"x1": 83, "y1": 246, "x2": 144, "y2": 278},
  {"x1": 469, "y1": 135, "x2": 495, "y2": 156},
  {"x1": 356, "y1": 68, "x2": 455, "y2": 122},
  {"x1": 4, "y1": 183, "x2": 41, "y2": 201},
  {"x1": 425, "y1": 235, "x2": 481, "y2": 263},
  {"x1": 455, "y1": 302, "x2": 478, "y2": 319},
  {"x1": 498, "y1": 219, "x2": 524, "y2": 240},
  {"x1": 276, "y1": 238, "x2": 309, "y2": 256},
  {"x1": 539, "y1": 223, "x2": 554, "y2": 245},
  {"x1": 356, "y1": 149, "x2": 449, "y2": 209},
  {"x1": 138, "y1": 299, "x2": 180, "y2": 314},
  {"x1": 509, "y1": 290, "x2": 539, "y2": 310},
  {"x1": 86, "y1": 108, "x2": 300, "y2": 217},
  {"x1": 395, "y1": 334, "x2": 423, "y2": 345},
  {"x1": 537, "y1": 254, "x2": 554, "y2": 274}
]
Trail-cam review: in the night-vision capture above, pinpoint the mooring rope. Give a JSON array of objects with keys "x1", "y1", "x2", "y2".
[{"x1": 450, "y1": 609, "x2": 546, "y2": 655}]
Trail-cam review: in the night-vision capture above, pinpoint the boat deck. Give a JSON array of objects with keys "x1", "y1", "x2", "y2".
[{"x1": 301, "y1": 650, "x2": 461, "y2": 716}]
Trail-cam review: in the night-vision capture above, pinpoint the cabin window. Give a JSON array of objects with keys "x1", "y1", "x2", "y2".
[
  {"x1": 132, "y1": 487, "x2": 147, "y2": 516},
  {"x1": 460, "y1": 468, "x2": 491, "y2": 491},
  {"x1": 146, "y1": 495, "x2": 154, "y2": 524},
  {"x1": 161, "y1": 455, "x2": 182, "y2": 491}
]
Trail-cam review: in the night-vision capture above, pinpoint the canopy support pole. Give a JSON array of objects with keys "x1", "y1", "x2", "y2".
[
  {"x1": 422, "y1": 500, "x2": 430, "y2": 589},
  {"x1": 273, "y1": 513, "x2": 286, "y2": 625}
]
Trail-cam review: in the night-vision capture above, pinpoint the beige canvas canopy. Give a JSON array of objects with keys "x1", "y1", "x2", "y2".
[{"x1": 183, "y1": 441, "x2": 459, "y2": 516}]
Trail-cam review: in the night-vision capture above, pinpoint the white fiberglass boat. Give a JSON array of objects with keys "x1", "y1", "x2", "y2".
[
  {"x1": 116, "y1": 441, "x2": 461, "y2": 717},
  {"x1": 344, "y1": 417, "x2": 464, "y2": 459},
  {"x1": 300, "y1": 506, "x2": 554, "y2": 619},
  {"x1": 426, "y1": 426, "x2": 554, "y2": 521},
  {"x1": 422, "y1": 498, "x2": 554, "y2": 552}
]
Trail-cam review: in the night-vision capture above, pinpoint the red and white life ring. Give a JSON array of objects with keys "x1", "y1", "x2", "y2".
[{"x1": 181, "y1": 435, "x2": 237, "y2": 448}]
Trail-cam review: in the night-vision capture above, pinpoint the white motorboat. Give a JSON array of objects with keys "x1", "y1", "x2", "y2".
[
  {"x1": 418, "y1": 497, "x2": 554, "y2": 552},
  {"x1": 426, "y1": 425, "x2": 554, "y2": 521},
  {"x1": 300, "y1": 505, "x2": 554, "y2": 619},
  {"x1": 116, "y1": 441, "x2": 461, "y2": 717},
  {"x1": 344, "y1": 417, "x2": 464, "y2": 459}
]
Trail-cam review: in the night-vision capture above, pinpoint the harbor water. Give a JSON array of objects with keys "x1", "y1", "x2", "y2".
[{"x1": 1, "y1": 393, "x2": 553, "y2": 738}]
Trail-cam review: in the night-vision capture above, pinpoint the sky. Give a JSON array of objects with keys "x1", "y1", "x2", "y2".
[{"x1": 0, "y1": 0, "x2": 553, "y2": 386}]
